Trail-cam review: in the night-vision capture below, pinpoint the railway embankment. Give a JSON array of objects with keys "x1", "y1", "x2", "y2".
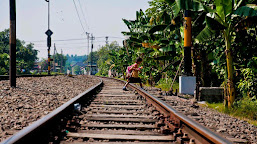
[{"x1": 0, "y1": 75, "x2": 100, "y2": 142}]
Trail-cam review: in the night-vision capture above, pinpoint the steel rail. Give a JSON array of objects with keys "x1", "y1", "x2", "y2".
[
  {"x1": 1, "y1": 78, "x2": 103, "y2": 144},
  {"x1": 103, "y1": 77, "x2": 232, "y2": 144}
]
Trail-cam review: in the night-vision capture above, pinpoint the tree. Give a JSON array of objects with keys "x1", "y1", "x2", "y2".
[
  {"x1": 195, "y1": 0, "x2": 257, "y2": 107},
  {"x1": 52, "y1": 53, "x2": 67, "y2": 73},
  {"x1": 0, "y1": 29, "x2": 38, "y2": 74},
  {"x1": 73, "y1": 65, "x2": 81, "y2": 75},
  {"x1": 85, "y1": 51, "x2": 98, "y2": 65},
  {"x1": 96, "y1": 42, "x2": 118, "y2": 76}
]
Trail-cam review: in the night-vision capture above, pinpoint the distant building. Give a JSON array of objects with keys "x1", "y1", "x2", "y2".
[
  {"x1": 29, "y1": 62, "x2": 41, "y2": 74},
  {"x1": 70, "y1": 62, "x2": 98, "y2": 75}
]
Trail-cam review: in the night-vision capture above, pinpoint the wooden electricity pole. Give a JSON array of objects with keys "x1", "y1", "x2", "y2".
[
  {"x1": 61, "y1": 49, "x2": 63, "y2": 73},
  {"x1": 90, "y1": 34, "x2": 95, "y2": 75},
  {"x1": 9, "y1": 0, "x2": 16, "y2": 87},
  {"x1": 53, "y1": 43, "x2": 56, "y2": 72}
]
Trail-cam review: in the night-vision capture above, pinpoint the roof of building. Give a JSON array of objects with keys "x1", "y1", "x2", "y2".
[{"x1": 71, "y1": 62, "x2": 97, "y2": 68}]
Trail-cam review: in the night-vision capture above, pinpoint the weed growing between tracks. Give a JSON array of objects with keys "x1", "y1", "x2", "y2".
[{"x1": 206, "y1": 97, "x2": 257, "y2": 126}]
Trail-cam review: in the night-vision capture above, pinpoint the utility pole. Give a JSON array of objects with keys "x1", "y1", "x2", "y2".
[
  {"x1": 9, "y1": 0, "x2": 16, "y2": 87},
  {"x1": 45, "y1": 0, "x2": 53, "y2": 75},
  {"x1": 61, "y1": 49, "x2": 63, "y2": 73},
  {"x1": 86, "y1": 32, "x2": 90, "y2": 75},
  {"x1": 105, "y1": 36, "x2": 108, "y2": 45},
  {"x1": 53, "y1": 43, "x2": 56, "y2": 72},
  {"x1": 90, "y1": 34, "x2": 95, "y2": 75},
  {"x1": 86, "y1": 32, "x2": 90, "y2": 56}
]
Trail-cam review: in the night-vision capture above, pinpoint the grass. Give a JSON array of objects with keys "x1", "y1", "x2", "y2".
[
  {"x1": 155, "y1": 78, "x2": 179, "y2": 92},
  {"x1": 206, "y1": 99, "x2": 257, "y2": 126}
]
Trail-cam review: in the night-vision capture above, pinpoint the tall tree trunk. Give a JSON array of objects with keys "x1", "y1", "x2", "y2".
[
  {"x1": 200, "y1": 50, "x2": 211, "y2": 87},
  {"x1": 224, "y1": 30, "x2": 236, "y2": 108}
]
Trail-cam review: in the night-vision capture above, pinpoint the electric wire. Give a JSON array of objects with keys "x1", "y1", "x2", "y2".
[
  {"x1": 72, "y1": 0, "x2": 87, "y2": 35},
  {"x1": 77, "y1": 0, "x2": 90, "y2": 30},
  {"x1": 26, "y1": 37, "x2": 124, "y2": 43}
]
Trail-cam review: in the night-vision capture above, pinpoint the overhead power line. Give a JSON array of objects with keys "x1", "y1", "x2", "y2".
[
  {"x1": 33, "y1": 42, "x2": 88, "y2": 46},
  {"x1": 26, "y1": 37, "x2": 124, "y2": 43},
  {"x1": 77, "y1": 0, "x2": 90, "y2": 30},
  {"x1": 26, "y1": 38, "x2": 86, "y2": 43},
  {"x1": 72, "y1": 0, "x2": 87, "y2": 35}
]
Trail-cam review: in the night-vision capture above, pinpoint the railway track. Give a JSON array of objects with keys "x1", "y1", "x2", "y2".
[{"x1": 2, "y1": 77, "x2": 232, "y2": 144}]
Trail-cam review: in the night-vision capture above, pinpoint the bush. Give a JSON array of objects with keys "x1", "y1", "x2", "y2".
[
  {"x1": 156, "y1": 78, "x2": 179, "y2": 91},
  {"x1": 207, "y1": 97, "x2": 257, "y2": 125},
  {"x1": 237, "y1": 68, "x2": 257, "y2": 97},
  {"x1": 234, "y1": 96, "x2": 257, "y2": 120}
]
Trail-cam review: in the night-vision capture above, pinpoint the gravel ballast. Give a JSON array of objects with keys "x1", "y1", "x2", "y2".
[
  {"x1": 145, "y1": 87, "x2": 257, "y2": 144},
  {"x1": 0, "y1": 75, "x2": 100, "y2": 142}
]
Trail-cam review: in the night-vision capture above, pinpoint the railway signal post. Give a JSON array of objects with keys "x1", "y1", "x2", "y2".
[
  {"x1": 45, "y1": 0, "x2": 53, "y2": 75},
  {"x1": 179, "y1": 10, "x2": 196, "y2": 95},
  {"x1": 45, "y1": 29, "x2": 53, "y2": 75}
]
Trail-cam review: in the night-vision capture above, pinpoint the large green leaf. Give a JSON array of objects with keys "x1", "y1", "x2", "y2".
[
  {"x1": 149, "y1": 25, "x2": 168, "y2": 34},
  {"x1": 161, "y1": 11, "x2": 171, "y2": 25},
  {"x1": 195, "y1": 26, "x2": 216, "y2": 42},
  {"x1": 202, "y1": 4, "x2": 216, "y2": 13},
  {"x1": 129, "y1": 37, "x2": 142, "y2": 43},
  {"x1": 122, "y1": 19, "x2": 132, "y2": 30},
  {"x1": 175, "y1": 0, "x2": 192, "y2": 10},
  {"x1": 171, "y1": 1, "x2": 180, "y2": 17},
  {"x1": 121, "y1": 32, "x2": 138, "y2": 36},
  {"x1": 109, "y1": 52, "x2": 117, "y2": 57},
  {"x1": 235, "y1": 16, "x2": 257, "y2": 29},
  {"x1": 139, "y1": 35, "x2": 149, "y2": 41},
  {"x1": 192, "y1": 0, "x2": 204, "y2": 11},
  {"x1": 164, "y1": 0, "x2": 175, "y2": 6},
  {"x1": 160, "y1": 39, "x2": 169, "y2": 44},
  {"x1": 214, "y1": 0, "x2": 232, "y2": 21},
  {"x1": 136, "y1": 11, "x2": 140, "y2": 21},
  {"x1": 154, "y1": 56, "x2": 174, "y2": 60},
  {"x1": 168, "y1": 24, "x2": 176, "y2": 31},
  {"x1": 159, "y1": 45, "x2": 175, "y2": 52},
  {"x1": 206, "y1": 16, "x2": 226, "y2": 30},
  {"x1": 234, "y1": 6, "x2": 257, "y2": 17},
  {"x1": 167, "y1": 0, "x2": 204, "y2": 11}
]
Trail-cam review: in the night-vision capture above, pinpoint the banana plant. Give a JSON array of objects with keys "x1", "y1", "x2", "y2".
[{"x1": 195, "y1": 0, "x2": 257, "y2": 107}]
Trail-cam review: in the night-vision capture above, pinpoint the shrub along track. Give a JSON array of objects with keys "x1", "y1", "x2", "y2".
[{"x1": 2, "y1": 77, "x2": 232, "y2": 144}]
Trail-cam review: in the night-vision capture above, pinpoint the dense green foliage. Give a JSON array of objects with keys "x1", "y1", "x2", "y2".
[
  {"x1": 96, "y1": 0, "x2": 257, "y2": 108},
  {"x1": 65, "y1": 54, "x2": 87, "y2": 72},
  {"x1": 73, "y1": 65, "x2": 81, "y2": 75},
  {"x1": 119, "y1": 0, "x2": 257, "y2": 96},
  {"x1": 0, "y1": 29, "x2": 38, "y2": 75},
  {"x1": 39, "y1": 53, "x2": 67, "y2": 73},
  {"x1": 94, "y1": 42, "x2": 125, "y2": 77},
  {"x1": 207, "y1": 97, "x2": 257, "y2": 125}
]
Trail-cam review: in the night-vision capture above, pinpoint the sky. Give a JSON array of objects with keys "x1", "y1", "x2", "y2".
[{"x1": 0, "y1": 0, "x2": 150, "y2": 60}]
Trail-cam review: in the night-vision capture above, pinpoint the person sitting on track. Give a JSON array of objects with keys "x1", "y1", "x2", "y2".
[{"x1": 123, "y1": 57, "x2": 143, "y2": 91}]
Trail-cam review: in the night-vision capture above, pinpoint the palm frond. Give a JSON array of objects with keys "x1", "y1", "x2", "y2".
[
  {"x1": 195, "y1": 26, "x2": 216, "y2": 42},
  {"x1": 234, "y1": 6, "x2": 257, "y2": 17}
]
